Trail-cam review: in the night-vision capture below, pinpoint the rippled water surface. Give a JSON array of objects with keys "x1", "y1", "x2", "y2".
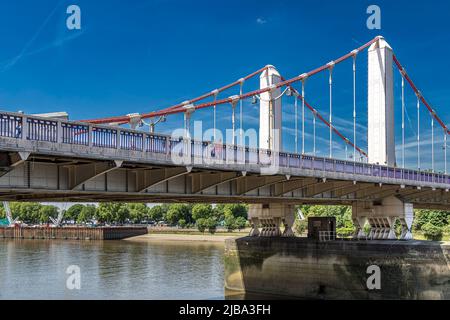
[{"x1": 0, "y1": 239, "x2": 225, "y2": 300}]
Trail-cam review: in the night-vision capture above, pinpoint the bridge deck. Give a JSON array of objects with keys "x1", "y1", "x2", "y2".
[{"x1": 0, "y1": 111, "x2": 449, "y2": 208}]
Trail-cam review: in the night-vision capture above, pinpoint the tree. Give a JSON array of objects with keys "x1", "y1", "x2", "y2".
[
  {"x1": 422, "y1": 223, "x2": 443, "y2": 241},
  {"x1": 221, "y1": 204, "x2": 248, "y2": 231},
  {"x1": 234, "y1": 216, "x2": 247, "y2": 230},
  {"x1": 215, "y1": 204, "x2": 248, "y2": 222},
  {"x1": 77, "y1": 205, "x2": 96, "y2": 224},
  {"x1": 95, "y1": 203, "x2": 130, "y2": 224},
  {"x1": 10, "y1": 202, "x2": 43, "y2": 224},
  {"x1": 65, "y1": 204, "x2": 85, "y2": 222},
  {"x1": 223, "y1": 204, "x2": 248, "y2": 219},
  {"x1": 192, "y1": 204, "x2": 213, "y2": 221},
  {"x1": 196, "y1": 218, "x2": 207, "y2": 233},
  {"x1": 38, "y1": 205, "x2": 59, "y2": 224},
  {"x1": 205, "y1": 217, "x2": 218, "y2": 234},
  {"x1": 165, "y1": 204, "x2": 190, "y2": 225},
  {"x1": 128, "y1": 203, "x2": 148, "y2": 223},
  {"x1": 414, "y1": 210, "x2": 449, "y2": 230},
  {"x1": 148, "y1": 205, "x2": 165, "y2": 222},
  {"x1": 224, "y1": 214, "x2": 236, "y2": 232},
  {"x1": 178, "y1": 219, "x2": 187, "y2": 228},
  {"x1": 299, "y1": 205, "x2": 354, "y2": 230}
]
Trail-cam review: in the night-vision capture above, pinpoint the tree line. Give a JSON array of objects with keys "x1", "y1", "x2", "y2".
[
  {"x1": 1, "y1": 202, "x2": 448, "y2": 239},
  {"x1": 0, "y1": 202, "x2": 248, "y2": 233},
  {"x1": 294, "y1": 205, "x2": 449, "y2": 241}
]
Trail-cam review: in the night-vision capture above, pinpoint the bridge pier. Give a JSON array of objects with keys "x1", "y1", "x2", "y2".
[
  {"x1": 248, "y1": 204, "x2": 295, "y2": 237},
  {"x1": 352, "y1": 196, "x2": 414, "y2": 240}
]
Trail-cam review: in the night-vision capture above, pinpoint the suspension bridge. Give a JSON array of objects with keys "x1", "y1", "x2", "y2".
[{"x1": 0, "y1": 35, "x2": 449, "y2": 239}]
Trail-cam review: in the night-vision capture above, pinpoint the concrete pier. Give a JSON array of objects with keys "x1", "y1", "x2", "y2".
[
  {"x1": 0, "y1": 226, "x2": 147, "y2": 240},
  {"x1": 224, "y1": 237, "x2": 450, "y2": 300}
]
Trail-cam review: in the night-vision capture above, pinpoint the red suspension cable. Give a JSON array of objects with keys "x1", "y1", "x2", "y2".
[
  {"x1": 283, "y1": 80, "x2": 368, "y2": 158},
  {"x1": 80, "y1": 66, "x2": 269, "y2": 125},
  {"x1": 393, "y1": 55, "x2": 450, "y2": 135},
  {"x1": 80, "y1": 37, "x2": 380, "y2": 124}
]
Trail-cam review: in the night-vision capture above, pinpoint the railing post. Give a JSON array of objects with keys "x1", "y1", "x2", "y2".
[
  {"x1": 116, "y1": 129, "x2": 121, "y2": 150},
  {"x1": 165, "y1": 137, "x2": 170, "y2": 159},
  {"x1": 21, "y1": 116, "x2": 28, "y2": 140},
  {"x1": 88, "y1": 126, "x2": 93, "y2": 147},
  {"x1": 57, "y1": 121, "x2": 63, "y2": 144}
]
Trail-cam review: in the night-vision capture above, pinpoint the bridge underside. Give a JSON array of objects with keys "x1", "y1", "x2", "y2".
[{"x1": 0, "y1": 151, "x2": 448, "y2": 209}]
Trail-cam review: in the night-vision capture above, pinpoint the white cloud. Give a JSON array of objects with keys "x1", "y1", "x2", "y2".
[{"x1": 256, "y1": 17, "x2": 267, "y2": 25}]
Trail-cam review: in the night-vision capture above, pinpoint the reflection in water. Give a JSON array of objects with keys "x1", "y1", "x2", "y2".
[{"x1": 0, "y1": 239, "x2": 225, "y2": 300}]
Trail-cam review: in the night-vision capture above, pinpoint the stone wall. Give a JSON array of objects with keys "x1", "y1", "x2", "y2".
[
  {"x1": 0, "y1": 227, "x2": 147, "y2": 240},
  {"x1": 225, "y1": 237, "x2": 450, "y2": 300}
]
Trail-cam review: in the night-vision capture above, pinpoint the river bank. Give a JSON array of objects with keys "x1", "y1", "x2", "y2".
[{"x1": 123, "y1": 227, "x2": 249, "y2": 243}]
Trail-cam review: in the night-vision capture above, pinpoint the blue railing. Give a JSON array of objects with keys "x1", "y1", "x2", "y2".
[{"x1": 1, "y1": 112, "x2": 450, "y2": 186}]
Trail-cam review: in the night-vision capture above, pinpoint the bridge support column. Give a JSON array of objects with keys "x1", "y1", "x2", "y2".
[
  {"x1": 248, "y1": 65, "x2": 291, "y2": 237},
  {"x1": 248, "y1": 204, "x2": 295, "y2": 237},
  {"x1": 368, "y1": 36, "x2": 396, "y2": 167},
  {"x1": 352, "y1": 196, "x2": 414, "y2": 240}
]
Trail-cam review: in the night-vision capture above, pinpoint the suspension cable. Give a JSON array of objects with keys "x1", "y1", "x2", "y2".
[
  {"x1": 394, "y1": 55, "x2": 450, "y2": 135},
  {"x1": 294, "y1": 91, "x2": 298, "y2": 154},
  {"x1": 313, "y1": 111, "x2": 316, "y2": 156},
  {"x1": 328, "y1": 62, "x2": 334, "y2": 158},
  {"x1": 230, "y1": 97, "x2": 238, "y2": 145},
  {"x1": 212, "y1": 89, "x2": 219, "y2": 142},
  {"x1": 417, "y1": 95, "x2": 421, "y2": 171},
  {"x1": 279, "y1": 75, "x2": 367, "y2": 158},
  {"x1": 445, "y1": 133, "x2": 447, "y2": 174},
  {"x1": 401, "y1": 72, "x2": 405, "y2": 168},
  {"x1": 352, "y1": 53, "x2": 357, "y2": 162},
  {"x1": 80, "y1": 37, "x2": 381, "y2": 125},
  {"x1": 431, "y1": 116, "x2": 434, "y2": 173},
  {"x1": 302, "y1": 79, "x2": 306, "y2": 155},
  {"x1": 239, "y1": 79, "x2": 244, "y2": 145}
]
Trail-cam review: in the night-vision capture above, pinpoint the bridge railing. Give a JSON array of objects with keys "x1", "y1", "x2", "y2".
[{"x1": 1, "y1": 111, "x2": 450, "y2": 187}]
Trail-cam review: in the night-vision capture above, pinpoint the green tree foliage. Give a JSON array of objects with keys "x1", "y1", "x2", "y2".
[
  {"x1": 128, "y1": 203, "x2": 148, "y2": 223},
  {"x1": 196, "y1": 218, "x2": 207, "y2": 233},
  {"x1": 205, "y1": 217, "x2": 218, "y2": 234},
  {"x1": 300, "y1": 205, "x2": 354, "y2": 229},
  {"x1": 95, "y1": 203, "x2": 129, "y2": 224},
  {"x1": 77, "y1": 205, "x2": 96, "y2": 224},
  {"x1": 234, "y1": 216, "x2": 247, "y2": 230},
  {"x1": 0, "y1": 204, "x2": 5, "y2": 219},
  {"x1": 148, "y1": 205, "x2": 166, "y2": 222},
  {"x1": 414, "y1": 210, "x2": 449, "y2": 231},
  {"x1": 10, "y1": 203, "x2": 42, "y2": 224},
  {"x1": 165, "y1": 204, "x2": 191, "y2": 225},
  {"x1": 422, "y1": 223, "x2": 443, "y2": 241},
  {"x1": 65, "y1": 204, "x2": 85, "y2": 221},
  {"x1": 38, "y1": 205, "x2": 58, "y2": 224},
  {"x1": 192, "y1": 204, "x2": 213, "y2": 221},
  {"x1": 178, "y1": 219, "x2": 187, "y2": 228},
  {"x1": 221, "y1": 204, "x2": 248, "y2": 232}
]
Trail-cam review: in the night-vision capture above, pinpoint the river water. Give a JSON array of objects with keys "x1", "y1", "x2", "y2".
[{"x1": 0, "y1": 239, "x2": 227, "y2": 300}]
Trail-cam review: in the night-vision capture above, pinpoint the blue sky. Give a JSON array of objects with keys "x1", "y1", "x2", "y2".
[{"x1": 1, "y1": 0, "x2": 450, "y2": 171}]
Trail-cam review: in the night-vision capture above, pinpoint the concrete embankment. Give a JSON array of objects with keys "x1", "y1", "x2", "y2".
[
  {"x1": 225, "y1": 237, "x2": 450, "y2": 300},
  {"x1": 0, "y1": 226, "x2": 147, "y2": 240}
]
